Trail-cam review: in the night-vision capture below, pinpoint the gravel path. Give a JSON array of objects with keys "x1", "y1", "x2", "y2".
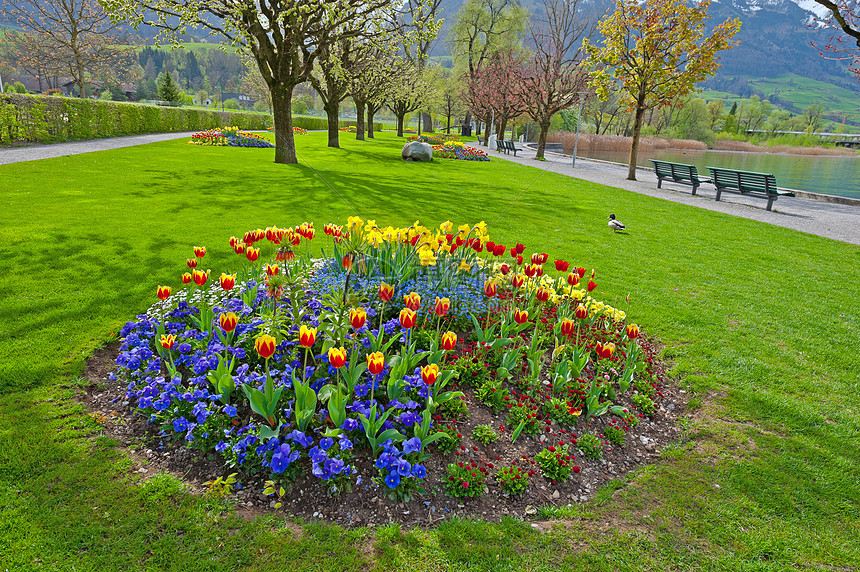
[
  {"x1": 0, "y1": 132, "x2": 196, "y2": 165},
  {"x1": 3, "y1": 133, "x2": 858, "y2": 246},
  {"x1": 484, "y1": 142, "x2": 860, "y2": 246}
]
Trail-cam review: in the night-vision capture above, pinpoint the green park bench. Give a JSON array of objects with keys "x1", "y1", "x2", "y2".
[
  {"x1": 650, "y1": 160, "x2": 711, "y2": 195},
  {"x1": 707, "y1": 166, "x2": 794, "y2": 212},
  {"x1": 502, "y1": 140, "x2": 522, "y2": 157}
]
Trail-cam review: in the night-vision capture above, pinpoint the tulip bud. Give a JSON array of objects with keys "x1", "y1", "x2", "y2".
[
  {"x1": 219, "y1": 312, "x2": 238, "y2": 332},
  {"x1": 587, "y1": 280, "x2": 597, "y2": 292},
  {"x1": 367, "y1": 351, "x2": 385, "y2": 375},
  {"x1": 156, "y1": 285, "x2": 171, "y2": 300},
  {"x1": 484, "y1": 280, "x2": 497, "y2": 298},
  {"x1": 626, "y1": 324, "x2": 640, "y2": 339},
  {"x1": 181, "y1": 272, "x2": 192, "y2": 284},
  {"x1": 575, "y1": 304, "x2": 588, "y2": 320},
  {"x1": 434, "y1": 297, "x2": 450, "y2": 317},
  {"x1": 567, "y1": 272, "x2": 580, "y2": 287},
  {"x1": 186, "y1": 258, "x2": 198, "y2": 269},
  {"x1": 560, "y1": 318, "x2": 575, "y2": 336},
  {"x1": 349, "y1": 307, "x2": 367, "y2": 330},
  {"x1": 536, "y1": 288, "x2": 551, "y2": 303},
  {"x1": 298, "y1": 325, "x2": 317, "y2": 348},
  {"x1": 440, "y1": 331, "x2": 457, "y2": 351},
  {"x1": 328, "y1": 347, "x2": 347, "y2": 369},
  {"x1": 403, "y1": 292, "x2": 421, "y2": 311},
  {"x1": 193, "y1": 246, "x2": 206, "y2": 258},
  {"x1": 246, "y1": 247, "x2": 260, "y2": 262},
  {"x1": 266, "y1": 264, "x2": 279, "y2": 276},
  {"x1": 255, "y1": 334, "x2": 276, "y2": 359},
  {"x1": 511, "y1": 275, "x2": 524, "y2": 288},
  {"x1": 513, "y1": 308, "x2": 529, "y2": 324}
]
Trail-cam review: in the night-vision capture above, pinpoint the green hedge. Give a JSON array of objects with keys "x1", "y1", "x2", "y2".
[
  {"x1": 291, "y1": 115, "x2": 384, "y2": 132},
  {"x1": 0, "y1": 94, "x2": 273, "y2": 145}
]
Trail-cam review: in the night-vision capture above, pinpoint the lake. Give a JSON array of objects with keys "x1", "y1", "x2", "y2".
[{"x1": 578, "y1": 148, "x2": 860, "y2": 199}]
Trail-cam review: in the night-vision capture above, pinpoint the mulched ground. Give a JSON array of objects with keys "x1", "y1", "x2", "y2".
[{"x1": 80, "y1": 339, "x2": 686, "y2": 528}]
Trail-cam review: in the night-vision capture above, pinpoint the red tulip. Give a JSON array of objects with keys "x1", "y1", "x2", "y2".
[
  {"x1": 575, "y1": 304, "x2": 588, "y2": 320},
  {"x1": 577, "y1": 267, "x2": 586, "y2": 278},
  {"x1": 587, "y1": 280, "x2": 597, "y2": 292},
  {"x1": 434, "y1": 297, "x2": 450, "y2": 317},
  {"x1": 220, "y1": 273, "x2": 236, "y2": 291},
  {"x1": 554, "y1": 260, "x2": 570, "y2": 272},
  {"x1": 560, "y1": 318, "x2": 575, "y2": 336},
  {"x1": 192, "y1": 269, "x2": 209, "y2": 286},
  {"x1": 378, "y1": 282, "x2": 394, "y2": 302},
  {"x1": 181, "y1": 272, "x2": 192, "y2": 284},
  {"x1": 367, "y1": 351, "x2": 385, "y2": 375},
  {"x1": 399, "y1": 308, "x2": 417, "y2": 329},
  {"x1": 255, "y1": 334, "x2": 276, "y2": 359},
  {"x1": 626, "y1": 324, "x2": 640, "y2": 339},
  {"x1": 484, "y1": 280, "x2": 497, "y2": 298},
  {"x1": 219, "y1": 312, "x2": 238, "y2": 332},
  {"x1": 421, "y1": 363, "x2": 439, "y2": 385},
  {"x1": 511, "y1": 275, "x2": 524, "y2": 288},
  {"x1": 193, "y1": 246, "x2": 206, "y2": 258},
  {"x1": 567, "y1": 272, "x2": 580, "y2": 287},
  {"x1": 513, "y1": 308, "x2": 529, "y2": 324},
  {"x1": 349, "y1": 307, "x2": 366, "y2": 329},
  {"x1": 298, "y1": 325, "x2": 316, "y2": 348},
  {"x1": 530, "y1": 253, "x2": 542, "y2": 265},
  {"x1": 440, "y1": 331, "x2": 457, "y2": 351},
  {"x1": 186, "y1": 258, "x2": 198, "y2": 269},
  {"x1": 246, "y1": 247, "x2": 260, "y2": 262},
  {"x1": 404, "y1": 292, "x2": 421, "y2": 311},
  {"x1": 596, "y1": 342, "x2": 615, "y2": 360},
  {"x1": 536, "y1": 288, "x2": 551, "y2": 303},
  {"x1": 234, "y1": 242, "x2": 246, "y2": 255},
  {"x1": 328, "y1": 347, "x2": 347, "y2": 369},
  {"x1": 160, "y1": 334, "x2": 175, "y2": 350},
  {"x1": 500, "y1": 263, "x2": 510, "y2": 275},
  {"x1": 156, "y1": 285, "x2": 171, "y2": 300},
  {"x1": 524, "y1": 264, "x2": 539, "y2": 278}
]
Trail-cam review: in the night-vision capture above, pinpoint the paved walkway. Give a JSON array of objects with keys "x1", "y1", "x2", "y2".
[
  {"x1": 482, "y1": 142, "x2": 860, "y2": 246},
  {"x1": 0, "y1": 132, "x2": 196, "y2": 165}
]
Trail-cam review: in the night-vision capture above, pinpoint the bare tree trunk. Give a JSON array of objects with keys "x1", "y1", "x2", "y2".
[
  {"x1": 367, "y1": 106, "x2": 377, "y2": 138},
  {"x1": 499, "y1": 117, "x2": 509, "y2": 141},
  {"x1": 482, "y1": 114, "x2": 492, "y2": 145},
  {"x1": 396, "y1": 113, "x2": 405, "y2": 137},
  {"x1": 627, "y1": 91, "x2": 647, "y2": 181},
  {"x1": 325, "y1": 102, "x2": 340, "y2": 148},
  {"x1": 536, "y1": 119, "x2": 550, "y2": 159},
  {"x1": 421, "y1": 112, "x2": 433, "y2": 132},
  {"x1": 272, "y1": 88, "x2": 297, "y2": 164},
  {"x1": 356, "y1": 102, "x2": 366, "y2": 141}
]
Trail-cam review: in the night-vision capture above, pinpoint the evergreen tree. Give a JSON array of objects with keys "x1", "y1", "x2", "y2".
[{"x1": 157, "y1": 71, "x2": 181, "y2": 103}]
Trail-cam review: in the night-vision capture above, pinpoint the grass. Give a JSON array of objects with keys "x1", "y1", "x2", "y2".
[{"x1": 1, "y1": 131, "x2": 859, "y2": 570}]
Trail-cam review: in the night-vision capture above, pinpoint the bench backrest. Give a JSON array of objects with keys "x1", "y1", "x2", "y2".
[
  {"x1": 650, "y1": 160, "x2": 699, "y2": 181},
  {"x1": 709, "y1": 168, "x2": 777, "y2": 195}
]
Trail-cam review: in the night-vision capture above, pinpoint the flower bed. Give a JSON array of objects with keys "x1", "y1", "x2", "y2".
[
  {"x1": 189, "y1": 127, "x2": 274, "y2": 148},
  {"x1": 109, "y1": 218, "x2": 677, "y2": 523},
  {"x1": 433, "y1": 141, "x2": 490, "y2": 161}
]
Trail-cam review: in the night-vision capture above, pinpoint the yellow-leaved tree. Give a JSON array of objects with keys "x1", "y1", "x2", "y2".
[{"x1": 583, "y1": 0, "x2": 740, "y2": 180}]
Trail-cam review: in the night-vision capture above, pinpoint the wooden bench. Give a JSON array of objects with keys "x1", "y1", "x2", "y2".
[
  {"x1": 502, "y1": 140, "x2": 522, "y2": 157},
  {"x1": 650, "y1": 160, "x2": 710, "y2": 195},
  {"x1": 495, "y1": 138, "x2": 505, "y2": 153},
  {"x1": 707, "y1": 167, "x2": 794, "y2": 211}
]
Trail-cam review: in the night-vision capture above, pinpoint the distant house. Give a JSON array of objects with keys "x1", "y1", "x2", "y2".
[
  {"x1": 61, "y1": 80, "x2": 136, "y2": 101},
  {"x1": 220, "y1": 92, "x2": 255, "y2": 109}
]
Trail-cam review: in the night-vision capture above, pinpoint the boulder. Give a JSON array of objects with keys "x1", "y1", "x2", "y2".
[{"x1": 401, "y1": 141, "x2": 433, "y2": 162}]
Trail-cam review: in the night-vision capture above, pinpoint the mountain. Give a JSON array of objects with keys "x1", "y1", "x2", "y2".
[{"x1": 429, "y1": 0, "x2": 859, "y2": 94}]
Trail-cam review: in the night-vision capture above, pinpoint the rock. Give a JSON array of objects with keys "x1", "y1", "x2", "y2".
[
  {"x1": 551, "y1": 490, "x2": 560, "y2": 500},
  {"x1": 401, "y1": 141, "x2": 433, "y2": 162}
]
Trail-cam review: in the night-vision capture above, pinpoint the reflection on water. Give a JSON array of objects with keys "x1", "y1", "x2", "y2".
[{"x1": 580, "y1": 148, "x2": 860, "y2": 199}]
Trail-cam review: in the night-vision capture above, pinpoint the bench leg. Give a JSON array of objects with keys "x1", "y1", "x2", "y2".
[
  {"x1": 715, "y1": 188, "x2": 722, "y2": 202},
  {"x1": 767, "y1": 197, "x2": 774, "y2": 211},
  {"x1": 512, "y1": 150, "x2": 518, "y2": 157},
  {"x1": 656, "y1": 178, "x2": 663, "y2": 189},
  {"x1": 691, "y1": 183, "x2": 698, "y2": 196}
]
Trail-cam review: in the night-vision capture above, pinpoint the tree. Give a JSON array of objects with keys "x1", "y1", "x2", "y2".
[
  {"x1": 157, "y1": 71, "x2": 181, "y2": 104},
  {"x1": 439, "y1": 71, "x2": 466, "y2": 133},
  {"x1": 706, "y1": 99, "x2": 724, "y2": 130},
  {"x1": 0, "y1": 0, "x2": 135, "y2": 99},
  {"x1": 520, "y1": 0, "x2": 593, "y2": 159},
  {"x1": 349, "y1": 52, "x2": 396, "y2": 140},
  {"x1": 241, "y1": 67, "x2": 271, "y2": 112},
  {"x1": 104, "y1": 0, "x2": 423, "y2": 164},
  {"x1": 466, "y1": 49, "x2": 526, "y2": 145},
  {"x1": 810, "y1": 0, "x2": 860, "y2": 78},
  {"x1": 584, "y1": 0, "x2": 740, "y2": 180},
  {"x1": 387, "y1": 62, "x2": 436, "y2": 137},
  {"x1": 448, "y1": 0, "x2": 528, "y2": 130},
  {"x1": 801, "y1": 103, "x2": 826, "y2": 132}
]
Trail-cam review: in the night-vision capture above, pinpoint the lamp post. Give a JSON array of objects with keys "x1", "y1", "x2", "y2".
[{"x1": 571, "y1": 93, "x2": 588, "y2": 168}]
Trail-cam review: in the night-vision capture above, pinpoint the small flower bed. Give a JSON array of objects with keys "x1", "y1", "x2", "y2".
[
  {"x1": 293, "y1": 127, "x2": 308, "y2": 135},
  {"x1": 433, "y1": 141, "x2": 490, "y2": 162},
  {"x1": 111, "y1": 217, "x2": 672, "y2": 517},
  {"x1": 339, "y1": 125, "x2": 357, "y2": 133},
  {"x1": 189, "y1": 127, "x2": 274, "y2": 148}
]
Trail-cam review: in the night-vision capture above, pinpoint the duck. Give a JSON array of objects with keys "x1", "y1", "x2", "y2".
[{"x1": 608, "y1": 214, "x2": 626, "y2": 232}]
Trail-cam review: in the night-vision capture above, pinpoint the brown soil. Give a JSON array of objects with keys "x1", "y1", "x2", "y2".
[{"x1": 79, "y1": 340, "x2": 688, "y2": 528}]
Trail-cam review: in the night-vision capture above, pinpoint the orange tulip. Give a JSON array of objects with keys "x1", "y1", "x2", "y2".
[
  {"x1": 440, "y1": 331, "x2": 457, "y2": 351},
  {"x1": 181, "y1": 272, "x2": 192, "y2": 284},
  {"x1": 378, "y1": 282, "x2": 394, "y2": 302},
  {"x1": 575, "y1": 304, "x2": 588, "y2": 320},
  {"x1": 513, "y1": 308, "x2": 529, "y2": 324},
  {"x1": 160, "y1": 334, "x2": 175, "y2": 350},
  {"x1": 192, "y1": 269, "x2": 209, "y2": 286},
  {"x1": 342, "y1": 254, "x2": 353, "y2": 271},
  {"x1": 156, "y1": 285, "x2": 171, "y2": 300},
  {"x1": 421, "y1": 363, "x2": 439, "y2": 386},
  {"x1": 328, "y1": 346, "x2": 347, "y2": 369},
  {"x1": 367, "y1": 351, "x2": 385, "y2": 375},
  {"x1": 560, "y1": 318, "x2": 575, "y2": 336},
  {"x1": 298, "y1": 325, "x2": 317, "y2": 348},
  {"x1": 349, "y1": 307, "x2": 367, "y2": 329},
  {"x1": 434, "y1": 297, "x2": 450, "y2": 317},
  {"x1": 193, "y1": 246, "x2": 206, "y2": 258},
  {"x1": 219, "y1": 312, "x2": 238, "y2": 333},
  {"x1": 626, "y1": 324, "x2": 640, "y2": 339},
  {"x1": 399, "y1": 308, "x2": 417, "y2": 329},
  {"x1": 220, "y1": 273, "x2": 236, "y2": 291},
  {"x1": 403, "y1": 292, "x2": 421, "y2": 311},
  {"x1": 484, "y1": 280, "x2": 497, "y2": 298},
  {"x1": 255, "y1": 334, "x2": 276, "y2": 359}
]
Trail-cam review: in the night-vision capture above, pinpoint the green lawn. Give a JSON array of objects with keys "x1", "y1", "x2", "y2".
[{"x1": 1, "y1": 131, "x2": 859, "y2": 570}]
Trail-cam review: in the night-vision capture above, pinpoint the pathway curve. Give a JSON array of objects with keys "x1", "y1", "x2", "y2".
[
  {"x1": 484, "y1": 142, "x2": 860, "y2": 246},
  {"x1": 0, "y1": 132, "x2": 196, "y2": 165}
]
